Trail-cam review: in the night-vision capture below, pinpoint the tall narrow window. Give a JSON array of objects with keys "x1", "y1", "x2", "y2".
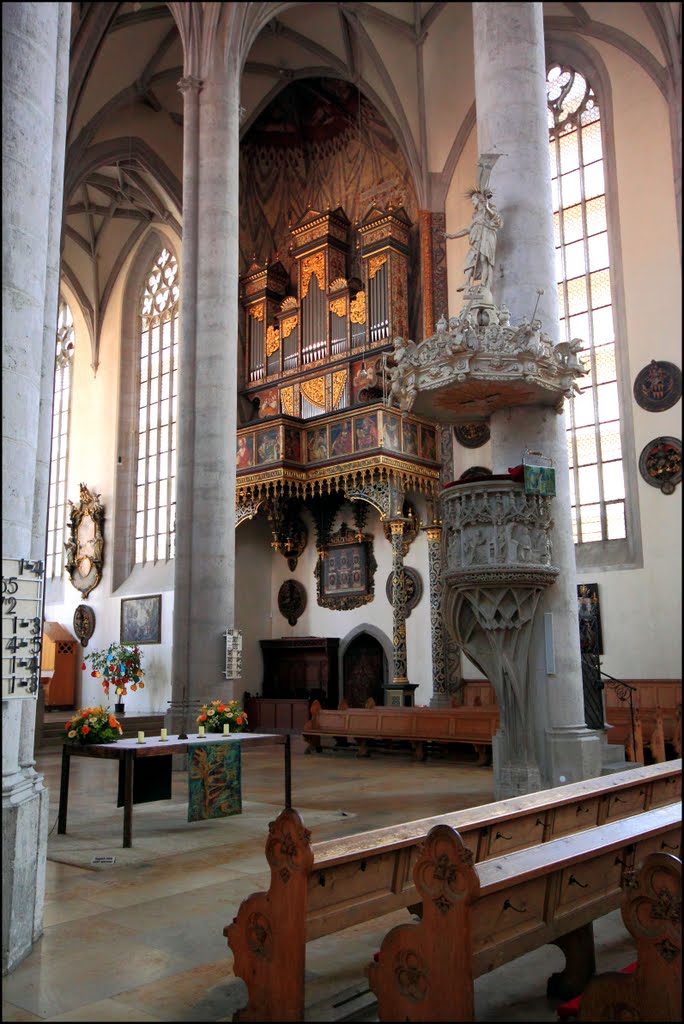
[
  {"x1": 136, "y1": 248, "x2": 179, "y2": 564},
  {"x1": 547, "y1": 65, "x2": 626, "y2": 545},
  {"x1": 46, "y1": 300, "x2": 74, "y2": 579}
]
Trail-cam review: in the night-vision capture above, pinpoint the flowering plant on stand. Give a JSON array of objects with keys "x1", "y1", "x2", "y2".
[
  {"x1": 65, "y1": 706, "x2": 123, "y2": 745},
  {"x1": 196, "y1": 699, "x2": 248, "y2": 733},
  {"x1": 83, "y1": 642, "x2": 145, "y2": 702}
]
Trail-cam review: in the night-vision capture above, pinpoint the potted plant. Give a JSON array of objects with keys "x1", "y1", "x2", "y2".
[
  {"x1": 64, "y1": 706, "x2": 123, "y2": 745},
  {"x1": 196, "y1": 699, "x2": 248, "y2": 733},
  {"x1": 83, "y1": 642, "x2": 145, "y2": 713}
]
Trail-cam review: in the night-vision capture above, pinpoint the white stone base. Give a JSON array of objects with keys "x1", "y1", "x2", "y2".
[
  {"x1": 544, "y1": 727, "x2": 603, "y2": 789},
  {"x1": 2, "y1": 779, "x2": 49, "y2": 975}
]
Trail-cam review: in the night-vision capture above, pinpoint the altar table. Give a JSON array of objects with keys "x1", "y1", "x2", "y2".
[{"x1": 57, "y1": 732, "x2": 291, "y2": 848}]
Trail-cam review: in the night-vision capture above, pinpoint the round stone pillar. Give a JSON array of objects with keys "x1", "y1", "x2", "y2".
[
  {"x1": 170, "y1": 64, "x2": 240, "y2": 716},
  {"x1": 386, "y1": 521, "x2": 410, "y2": 706},
  {"x1": 472, "y1": 1, "x2": 600, "y2": 788},
  {"x1": 424, "y1": 525, "x2": 449, "y2": 707},
  {"x1": 2, "y1": 0, "x2": 70, "y2": 974}
]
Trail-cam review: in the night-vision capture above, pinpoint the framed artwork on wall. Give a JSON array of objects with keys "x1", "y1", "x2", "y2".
[
  {"x1": 121, "y1": 594, "x2": 162, "y2": 645},
  {"x1": 315, "y1": 523, "x2": 377, "y2": 610}
]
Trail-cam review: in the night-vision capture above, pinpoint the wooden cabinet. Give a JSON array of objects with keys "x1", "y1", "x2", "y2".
[
  {"x1": 41, "y1": 622, "x2": 79, "y2": 710},
  {"x1": 260, "y1": 637, "x2": 340, "y2": 708}
]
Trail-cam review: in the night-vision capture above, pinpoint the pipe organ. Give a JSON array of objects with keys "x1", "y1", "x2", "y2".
[{"x1": 239, "y1": 204, "x2": 411, "y2": 420}]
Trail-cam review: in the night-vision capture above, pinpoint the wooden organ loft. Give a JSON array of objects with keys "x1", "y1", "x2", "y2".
[{"x1": 235, "y1": 203, "x2": 441, "y2": 578}]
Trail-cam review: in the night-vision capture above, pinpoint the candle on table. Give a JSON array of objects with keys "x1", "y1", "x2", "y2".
[
  {"x1": 137, "y1": 730, "x2": 145, "y2": 743},
  {"x1": 198, "y1": 725, "x2": 205, "y2": 737},
  {"x1": 223, "y1": 723, "x2": 230, "y2": 735},
  {"x1": 160, "y1": 728, "x2": 167, "y2": 741}
]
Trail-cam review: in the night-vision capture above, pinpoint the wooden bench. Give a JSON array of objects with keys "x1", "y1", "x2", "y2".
[
  {"x1": 578, "y1": 851, "x2": 681, "y2": 1021},
  {"x1": 224, "y1": 759, "x2": 681, "y2": 1021},
  {"x1": 302, "y1": 700, "x2": 500, "y2": 764},
  {"x1": 367, "y1": 806, "x2": 682, "y2": 1021}
]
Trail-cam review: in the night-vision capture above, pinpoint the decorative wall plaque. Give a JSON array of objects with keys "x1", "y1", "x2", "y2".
[
  {"x1": 278, "y1": 579, "x2": 307, "y2": 626},
  {"x1": 638, "y1": 436, "x2": 682, "y2": 494},
  {"x1": 385, "y1": 567, "x2": 423, "y2": 618},
  {"x1": 73, "y1": 604, "x2": 96, "y2": 648},
  {"x1": 454, "y1": 422, "x2": 491, "y2": 449},
  {"x1": 633, "y1": 361, "x2": 681, "y2": 412},
  {"x1": 65, "y1": 483, "x2": 104, "y2": 597},
  {"x1": 315, "y1": 523, "x2": 377, "y2": 610}
]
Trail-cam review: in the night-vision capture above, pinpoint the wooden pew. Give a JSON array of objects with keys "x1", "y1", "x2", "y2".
[
  {"x1": 224, "y1": 760, "x2": 681, "y2": 1021},
  {"x1": 578, "y1": 852, "x2": 681, "y2": 1021},
  {"x1": 302, "y1": 700, "x2": 499, "y2": 764},
  {"x1": 366, "y1": 805, "x2": 681, "y2": 1021}
]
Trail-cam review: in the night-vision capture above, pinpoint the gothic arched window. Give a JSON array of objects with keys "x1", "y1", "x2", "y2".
[
  {"x1": 46, "y1": 300, "x2": 74, "y2": 578},
  {"x1": 547, "y1": 65, "x2": 626, "y2": 545},
  {"x1": 136, "y1": 248, "x2": 179, "y2": 564}
]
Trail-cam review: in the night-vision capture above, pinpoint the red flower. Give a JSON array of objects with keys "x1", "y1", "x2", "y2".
[
  {"x1": 81, "y1": 662, "x2": 86, "y2": 670},
  {"x1": 82, "y1": 725, "x2": 90, "y2": 734},
  {"x1": 91, "y1": 671, "x2": 97, "y2": 677}
]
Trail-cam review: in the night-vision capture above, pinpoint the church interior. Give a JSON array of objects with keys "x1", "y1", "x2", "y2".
[{"x1": 2, "y1": 1, "x2": 681, "y2": 1019}]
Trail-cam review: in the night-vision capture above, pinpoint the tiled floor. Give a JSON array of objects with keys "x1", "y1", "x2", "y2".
[{"x1": 2, "y1": 738, "x2": 637, "y2": 1022}]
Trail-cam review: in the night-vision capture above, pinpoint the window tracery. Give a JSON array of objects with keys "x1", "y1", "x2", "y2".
[
  {"x1": 547, "y1": 64, "x2": 626, "y2": 545},
  {"x1": 47, "y1": 300, "x2": 75, "y2": 578},
  {"x1": 136, "y1": 247, "x2": 179, "y2": 565}
]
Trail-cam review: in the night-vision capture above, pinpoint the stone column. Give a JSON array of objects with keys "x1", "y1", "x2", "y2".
[
  {"x1": 387, "y1": 521, "x2": 409, "y2": 704},
  {"x1": 472, "y1": 1, "x2": 600, "y2": 787},
  {"x1": 2, "y1": 1, "x2": 70, "y2": 973},
  {"x1": 169, "y1": 74, "x2": 202, "y2": 733},
  {"x1": 425, "y1": 525, "x2": 449, "y2": 707},
  {"x1": 170, "y1": 59, "x2": 241, "y2": 717}
]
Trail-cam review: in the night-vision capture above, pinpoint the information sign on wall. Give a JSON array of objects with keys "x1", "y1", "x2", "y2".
[{"x1": 2, "y1": 558, "x2": 44, "y2": 699}]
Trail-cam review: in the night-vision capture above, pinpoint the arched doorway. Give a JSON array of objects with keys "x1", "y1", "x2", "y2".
[{"x1": 343, "y1": 632, "x2": 386, "y2": 707}]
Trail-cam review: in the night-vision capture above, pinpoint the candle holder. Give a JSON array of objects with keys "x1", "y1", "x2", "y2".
[{"x1": 167, "y1": 686, "x2": 203, "y2": 740}]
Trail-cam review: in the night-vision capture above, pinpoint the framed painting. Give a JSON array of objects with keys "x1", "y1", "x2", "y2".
[
  {"x1": 382, "y1": 413, "x2": 401, "y2": 452},
  {"x1": 330, "y1": 418, "x2": 353, "y2": 456},
  {"x1": 283, "y1": 427, "x2": 302, "y2": 463},
  {"x1": 355, "y1": 411, "x2": 378, "y2": 450},
  {"x1": 315, "y1": 523, "x2": 377, "y2": 610},
  {"x1": 236, "y1": 434, "x2": 254, "y2": 470},
  {"x1": 307, "y1": 425, "x2": 328, "y2": 463},
  {"x1": 120, "y1": 594, "x2": 162, "y2": 645},
  {"x1": 421, "y1": 426, "x2": 437, "y2": 461},
  {"x1": 256, "y1": 427, "x2": 280, "y2": 465},
  {"x1": 403, "y1": 420, "x2": 418, "y2": 456}
]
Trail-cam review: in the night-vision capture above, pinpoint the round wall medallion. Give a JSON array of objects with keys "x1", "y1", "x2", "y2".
[
  {"x1": 638, "y1": 436, "x2": 682, "y2": 494},
  {"x1": 454, "y1": 422, "x2": 490, "y2": 449},
  {"x1": 633, "y1": 361, "x2": 681, "y2": 412},
  {"x1": 73, "y1": 604, "x2": 96, "y2": 647},
  {"x1": 278, "y1": 579, "x2": 307, "y2": 626},
  {"x1": 385, "y1": 567, "x2": 423, "y2": 618}
]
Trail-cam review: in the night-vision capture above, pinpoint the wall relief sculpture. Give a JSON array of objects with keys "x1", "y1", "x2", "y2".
[{"x1": 65, "y1": 484, "x2": 104, "y2": 598}]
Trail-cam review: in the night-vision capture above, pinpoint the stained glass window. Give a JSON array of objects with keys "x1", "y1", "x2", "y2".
[
  {"x1": 136, "y1": 248, "x2": 179, "y2": 564},
  {"x1": 548, "y1": 65, "x2": 626, "y2": 544}
]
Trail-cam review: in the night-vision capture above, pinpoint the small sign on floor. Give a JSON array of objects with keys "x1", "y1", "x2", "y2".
[{"x1": 91, "y1": 855, "x2": 116, "y2": 865}]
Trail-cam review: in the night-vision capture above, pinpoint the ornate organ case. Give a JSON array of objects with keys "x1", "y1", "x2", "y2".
[{"x1": 239, "y1": 205, "x2": 412, "y2": 420}]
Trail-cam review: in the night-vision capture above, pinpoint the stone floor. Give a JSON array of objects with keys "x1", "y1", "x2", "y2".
[{"x1": 2, "y1": 737, "x2": 637, "y2": 1022}]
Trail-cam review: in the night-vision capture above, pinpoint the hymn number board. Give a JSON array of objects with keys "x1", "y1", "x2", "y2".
[{"x1": 2, "y1": 558, "x2": 44, "y2": 699}]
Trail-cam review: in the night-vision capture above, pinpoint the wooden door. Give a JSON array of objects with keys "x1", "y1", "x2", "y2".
[{"x1": 343, "y1": 633, "x2": 386, "y2": 707}]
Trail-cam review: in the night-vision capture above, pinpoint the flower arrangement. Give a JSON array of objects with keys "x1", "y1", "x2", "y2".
[
  {"x1": 64, "y1": 706, "x2": 123, "y2": 745},
  {"x1": 83, "y1": 642, "x2": 144, "y2": 701},
  {"x1": 196, "y1": 699, "x2": 248, "y2": 733}
]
